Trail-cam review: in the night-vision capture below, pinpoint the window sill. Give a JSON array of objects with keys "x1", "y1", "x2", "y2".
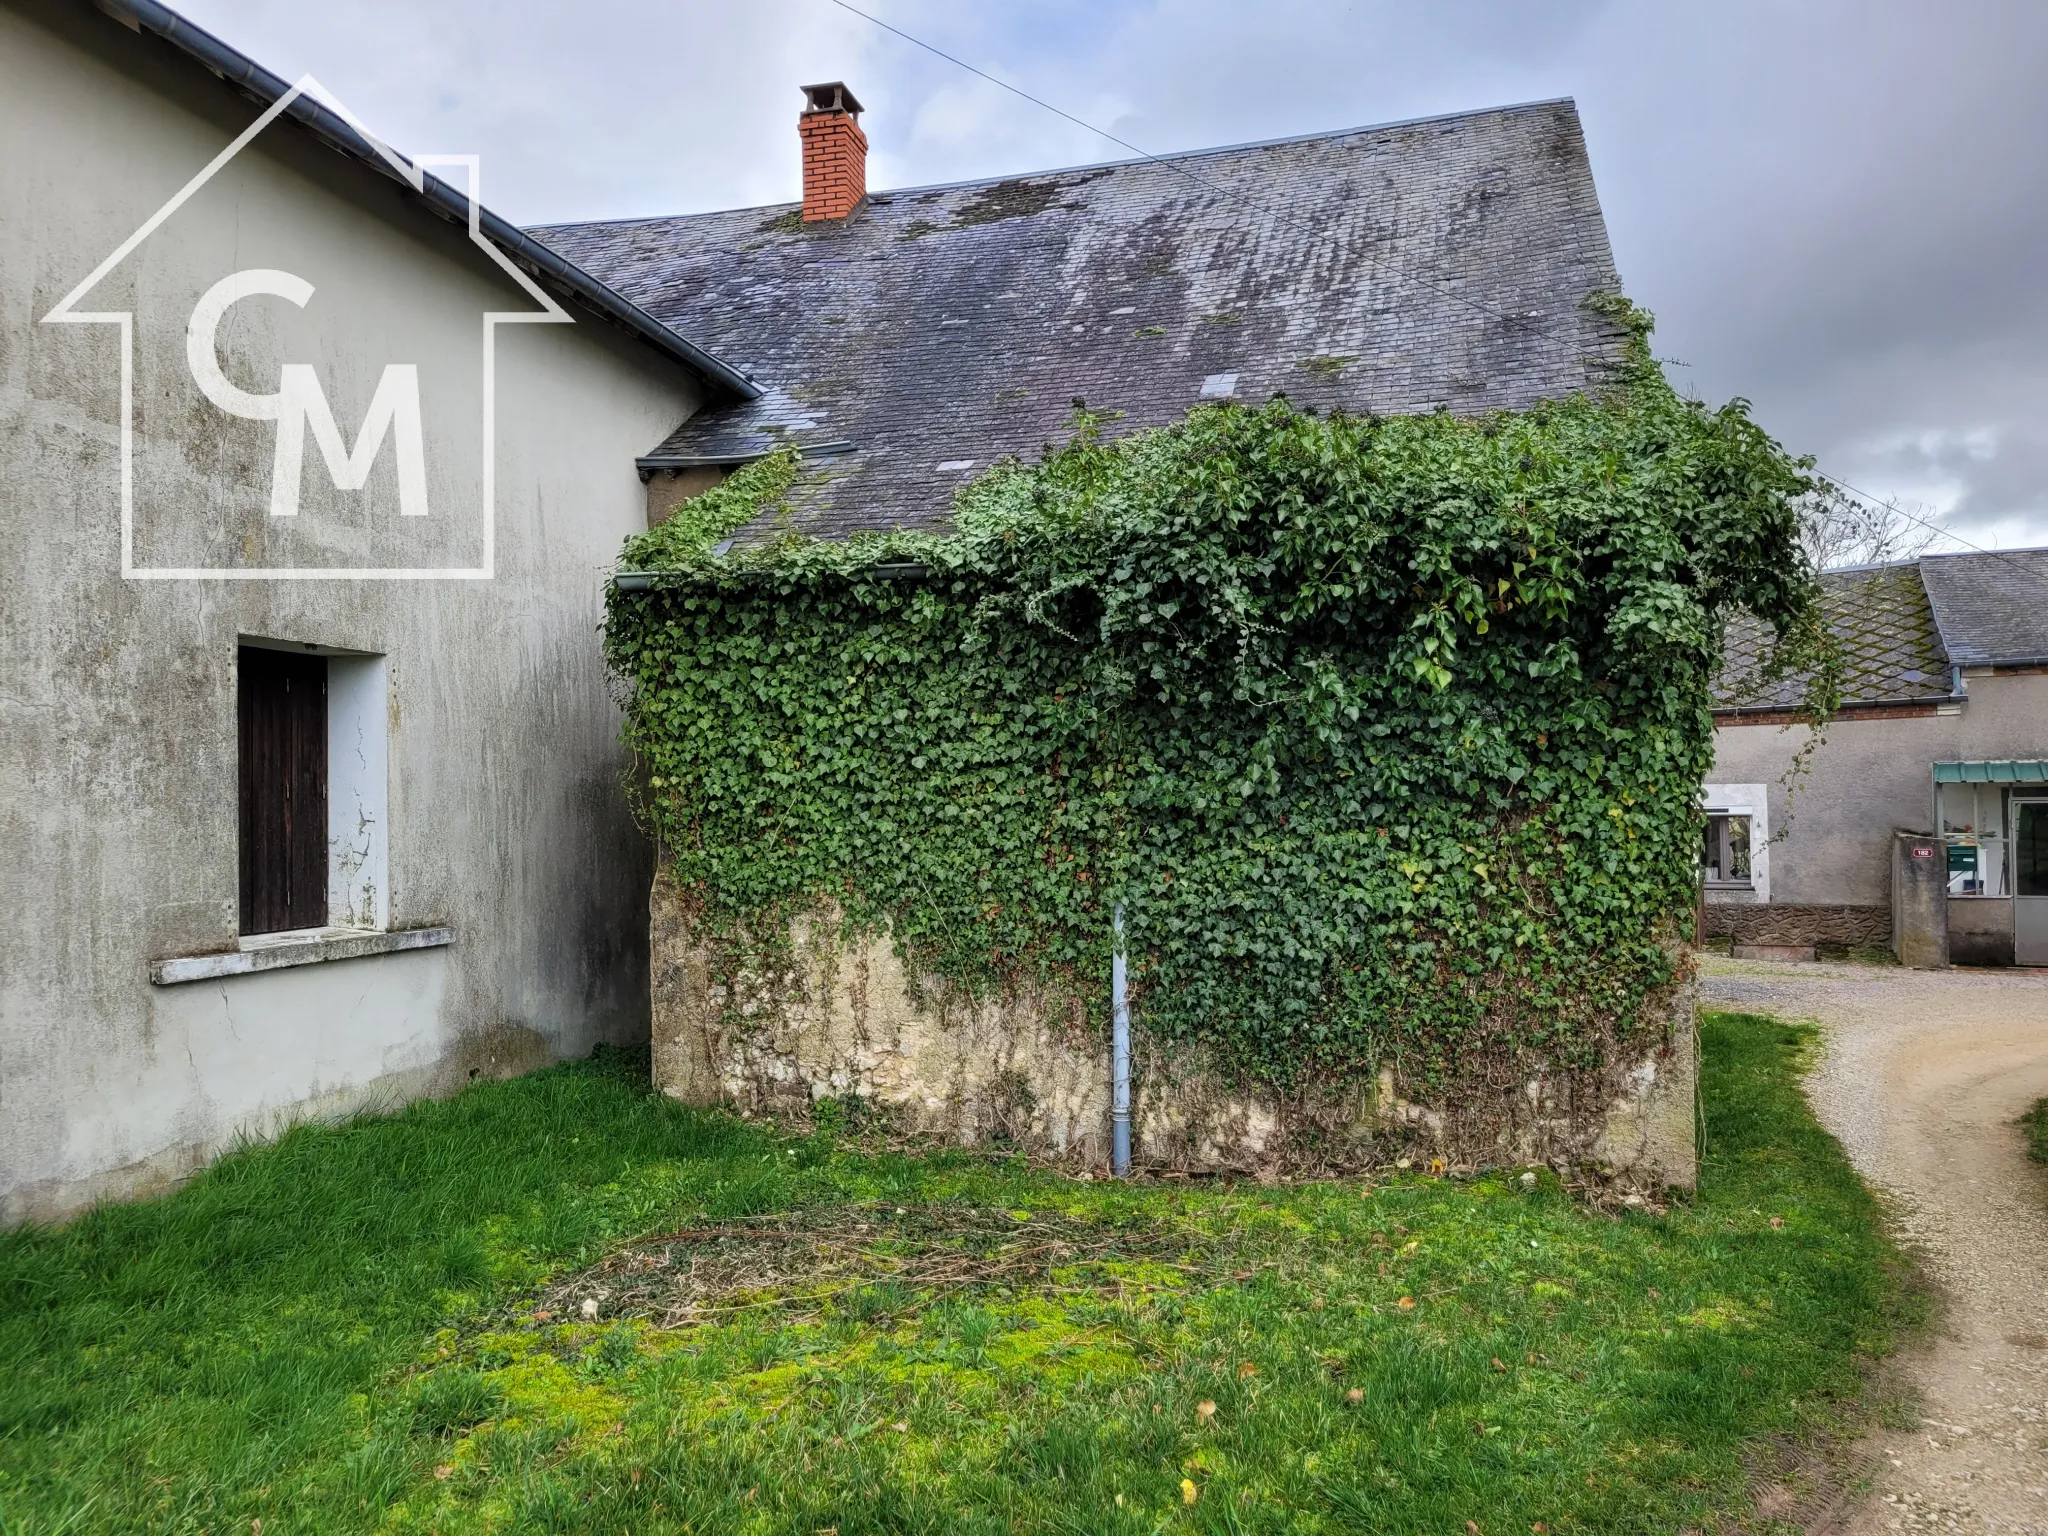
[{"x1": 150, "y1": 926, "x2": 453, "y2": 986}]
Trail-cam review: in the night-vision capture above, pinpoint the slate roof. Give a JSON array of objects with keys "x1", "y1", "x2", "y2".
[
  {"x1": 531, "y1": 99, "x2": 1631, "y2": 539},
  {"x1": 1918, "y1": 549, "x2": 2048, "y2": 666},
  {"x1": 1712, "y1": 547, "x2": 2048, "y2": 713},
  {"x1": 1714, "y1": 563, "x2": 1951, "y2": 712}
]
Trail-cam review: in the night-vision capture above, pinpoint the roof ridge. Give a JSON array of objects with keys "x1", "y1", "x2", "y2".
[
  {"x1": 1919, "y1": 543, "x2": 2048, "y2": 561},
  {"x1": 527, "y1": 97, "x2": 1580, "y2": 234}
]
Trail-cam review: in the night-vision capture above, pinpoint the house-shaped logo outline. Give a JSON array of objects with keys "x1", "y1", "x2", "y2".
[{"x1": 41, "y1": 75, "x2": 571, "y2": 581}]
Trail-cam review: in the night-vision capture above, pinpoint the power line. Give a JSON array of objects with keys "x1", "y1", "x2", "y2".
[
  {"x1": 833, "y1": 0, "x2": 2045, "y2": 580},
  {"x1": 1809, "y1": 469, "x2": 2041, "y2": 573},
  {"x1": 825, "y1": 0, "x2": 1532, "y2": 330}
]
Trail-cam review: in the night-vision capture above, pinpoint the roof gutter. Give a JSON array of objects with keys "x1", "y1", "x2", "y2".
[
  {"x1": 96, "y1": 0, "x2": 760, "y2": 404},
  {"x1": 611, "y1": 561, "x2": 928, "y2": 592},
  {"x1": 635, "y1": 440, "x2": 855, "y2": 476}
]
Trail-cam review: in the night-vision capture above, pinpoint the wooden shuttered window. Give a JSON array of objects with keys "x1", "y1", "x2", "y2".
[{"x1": 238, "y1": 647, "x2": 328, "y2": 935}]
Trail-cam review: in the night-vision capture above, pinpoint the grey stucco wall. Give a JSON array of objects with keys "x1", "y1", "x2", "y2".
[
  {"x1": 1708, "y1": 671, "x2": 2048, "y2": 908},
  {"x1": 0, "y1": 0, "x2": 702, "y2": 1221}
]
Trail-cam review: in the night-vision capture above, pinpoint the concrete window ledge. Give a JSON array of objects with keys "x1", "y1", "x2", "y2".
[{"x1": 150, "y1": 926, "x2": 453, "y2": 986}]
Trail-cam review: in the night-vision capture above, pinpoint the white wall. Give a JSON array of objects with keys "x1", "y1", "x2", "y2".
[
  {"x1": 327, "y1": 651, "x2": 390, "y2": 931},
  {"x1": 0, "y1": 0, "x2": 705, "y2": 1221}
]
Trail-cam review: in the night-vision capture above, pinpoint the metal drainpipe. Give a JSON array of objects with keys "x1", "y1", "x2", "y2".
[{"x1": 1112, "y1": 903, "x2": 1131, "y2": 1178}]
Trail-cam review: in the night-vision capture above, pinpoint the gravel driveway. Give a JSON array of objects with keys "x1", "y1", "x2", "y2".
[{"x1": 1701, "y1": 956, "x2": 2048, "y2": 1534}]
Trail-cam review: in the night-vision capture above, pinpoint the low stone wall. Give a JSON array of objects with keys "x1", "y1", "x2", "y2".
[
  {"x1": 1703, "y1": 901, "x2": 1891, "y2": 951},
  {"x1": 650, "y1": 875, "x2": 1699, "y2": 1189}
]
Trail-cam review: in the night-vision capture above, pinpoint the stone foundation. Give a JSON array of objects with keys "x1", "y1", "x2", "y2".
[
  {"x1": 650, "y1": 876, "x2": 1699, "y2": 1189},
  {"x1": 1704, "y1": 901, "x2": 1891, "y2": 950}
]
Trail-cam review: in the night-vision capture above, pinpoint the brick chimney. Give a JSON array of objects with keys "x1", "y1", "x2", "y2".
[{"x1": 799, "y1": 81, "x2": 867, "y2": 222}]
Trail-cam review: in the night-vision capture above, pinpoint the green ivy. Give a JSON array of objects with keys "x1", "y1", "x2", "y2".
[
  {"x1": 606, "y1": 311, "x2": 1835, "y2": 1092},
  {"x1": 623, "y1": 447, "x2": 800, "y2": 569}
]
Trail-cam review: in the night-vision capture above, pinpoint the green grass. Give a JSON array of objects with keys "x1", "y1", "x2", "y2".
[
  {"x1": 2026, "y1": 1098, "x2": 2048, "y2": 1166},
  {"x1": 0, "y1": 1016, "x2": 1919, "y2": 1535}
]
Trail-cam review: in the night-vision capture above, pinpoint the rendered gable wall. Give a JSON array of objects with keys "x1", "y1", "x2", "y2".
[{"x1": 0, "y1": 0, "x2": 701, "y2": 1222}]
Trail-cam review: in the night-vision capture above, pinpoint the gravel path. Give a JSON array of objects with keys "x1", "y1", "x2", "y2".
[{"x1": 1702, "y1": 957, "x2": 2048, "y2": 1534}]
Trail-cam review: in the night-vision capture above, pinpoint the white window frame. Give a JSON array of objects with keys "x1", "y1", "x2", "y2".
[
  {"x1": 1700, "y1": 783, "x2": 1771, "y2": 902},
  {"x1": 238, "y1": 637, "x2": 390, "y2": 939},
  {"x1": 1936, "y1": 780, "x2": 2010, "y2": 899}
]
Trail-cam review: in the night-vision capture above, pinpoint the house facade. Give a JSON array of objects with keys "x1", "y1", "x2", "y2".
[
  {"x1": 1706, "y1": 551, "x2": 2048, "y2": 967},
  {"x1": 0, "y1": 0, "x2": 757, "y2": 1222}
]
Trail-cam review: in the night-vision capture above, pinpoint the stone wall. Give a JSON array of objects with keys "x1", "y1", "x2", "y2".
[
  {"x1": 1702, "y1": 902, "x2": 1892, "y2": 950},
  {"x1": 649, "y1": 874, "x2": 1699, "y2": 1189}
]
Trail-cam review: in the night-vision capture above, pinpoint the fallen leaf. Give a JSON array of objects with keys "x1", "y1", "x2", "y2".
[
  {"x1": 433, "y1": 1466, "x2": 454, "y2": 1481},
  {"x1": 1182, "y1": 1478, "x2": 1199, "y2": 1506},
  {"x1": 1237, "y1": 1362, "x2": 1258, "y2": 1378},
  {"x1": 1197, "y1": 1400, "x2": 1217, "y2": 1420},
  {"x1": 1768, "y1": 1216, "x2": 1785, "y2": 1229},
  {"x1": 1467, "y1": 1522, "x2": 1481, "y2": 1534},
  {"x1": 1492, "y1": 1357, "x2": 1508, "y2": 1373},
  {"x1": 533, "y1": 1309, "x2": 553, "y2": 1322},
  {"x1": 1345, "y1": 1388, "x2": 1365, "y2": 1404},
  {"x1": 1397, "y1": 1296, "x2": 1416, "y2": 1312},
  {"x1": 1533, "y1": 1524, "x2": 1550, "y2": 1533},
  {"x1": 893, "y1": 1421, "x2": 908, "y2": 1433}
]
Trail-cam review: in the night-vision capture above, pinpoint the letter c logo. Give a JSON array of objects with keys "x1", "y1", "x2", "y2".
[{"x1": 185, "y1": 268, "x2": 315, "y2": 421}]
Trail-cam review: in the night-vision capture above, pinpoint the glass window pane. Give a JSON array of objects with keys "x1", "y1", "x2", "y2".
[
  {"x1": 1939, "y1": 782, "x2": 1979, "y2": 834},
  {"x1": 2018, "y1": 802, "x2": 2048, "y2": 898}
]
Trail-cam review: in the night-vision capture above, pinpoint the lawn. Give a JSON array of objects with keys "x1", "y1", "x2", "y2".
[
  {"x1": 0, "y1": 1013, "x2": 1919, "y2": 1535},
  {"x1": 2026, "y1": 1097, "x2": 2048, "y2": 1166}
]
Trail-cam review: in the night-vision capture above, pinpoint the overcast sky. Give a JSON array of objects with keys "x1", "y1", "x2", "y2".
[{"x1": 176, "y1": 0, "x2": 2048, "y2": 552}]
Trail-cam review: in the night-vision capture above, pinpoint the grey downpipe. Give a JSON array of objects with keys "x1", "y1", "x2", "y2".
[{"x1": 1112, "y1": 903, "x2": 1131, "y2": 1178}]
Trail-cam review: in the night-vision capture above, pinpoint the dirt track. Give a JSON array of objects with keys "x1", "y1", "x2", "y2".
[{"x1": 1702, "y1": 957, "x2": 2048, "y2": 1534}]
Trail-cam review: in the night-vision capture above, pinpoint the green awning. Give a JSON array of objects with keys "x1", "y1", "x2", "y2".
[{"x1": 1933, "y1": 760, "x2": 2048, "y2": 784}]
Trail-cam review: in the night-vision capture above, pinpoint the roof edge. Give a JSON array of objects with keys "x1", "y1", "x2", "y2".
[{"x1": 98, "y1": 0, "x2": 759, "y2": 402}]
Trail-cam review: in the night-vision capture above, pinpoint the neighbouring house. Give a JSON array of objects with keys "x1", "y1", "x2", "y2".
[
  {"x1": 0, "y1": 0, "x2": 760, "y2": 1222},
  {"x1": 536, "y1": 89, "x2": 1704, "y2": 1185},
  {"x1": 1706, "y1": 550, "x2": 2048, "y2": 967}
]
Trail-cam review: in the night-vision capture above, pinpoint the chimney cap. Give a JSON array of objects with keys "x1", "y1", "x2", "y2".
[{"x1": 801, "y1": 81, "x2": 864, "y2": 117}]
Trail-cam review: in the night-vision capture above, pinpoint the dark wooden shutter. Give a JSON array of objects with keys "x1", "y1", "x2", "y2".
[{"x1": 239, "y1": 647, "x2": 328, "y2": 935}]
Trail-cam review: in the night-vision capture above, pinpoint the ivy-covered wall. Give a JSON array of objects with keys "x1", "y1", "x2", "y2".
[{"x1": 605, "y1": 317, "x2": 1829, "y2": 1105}]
